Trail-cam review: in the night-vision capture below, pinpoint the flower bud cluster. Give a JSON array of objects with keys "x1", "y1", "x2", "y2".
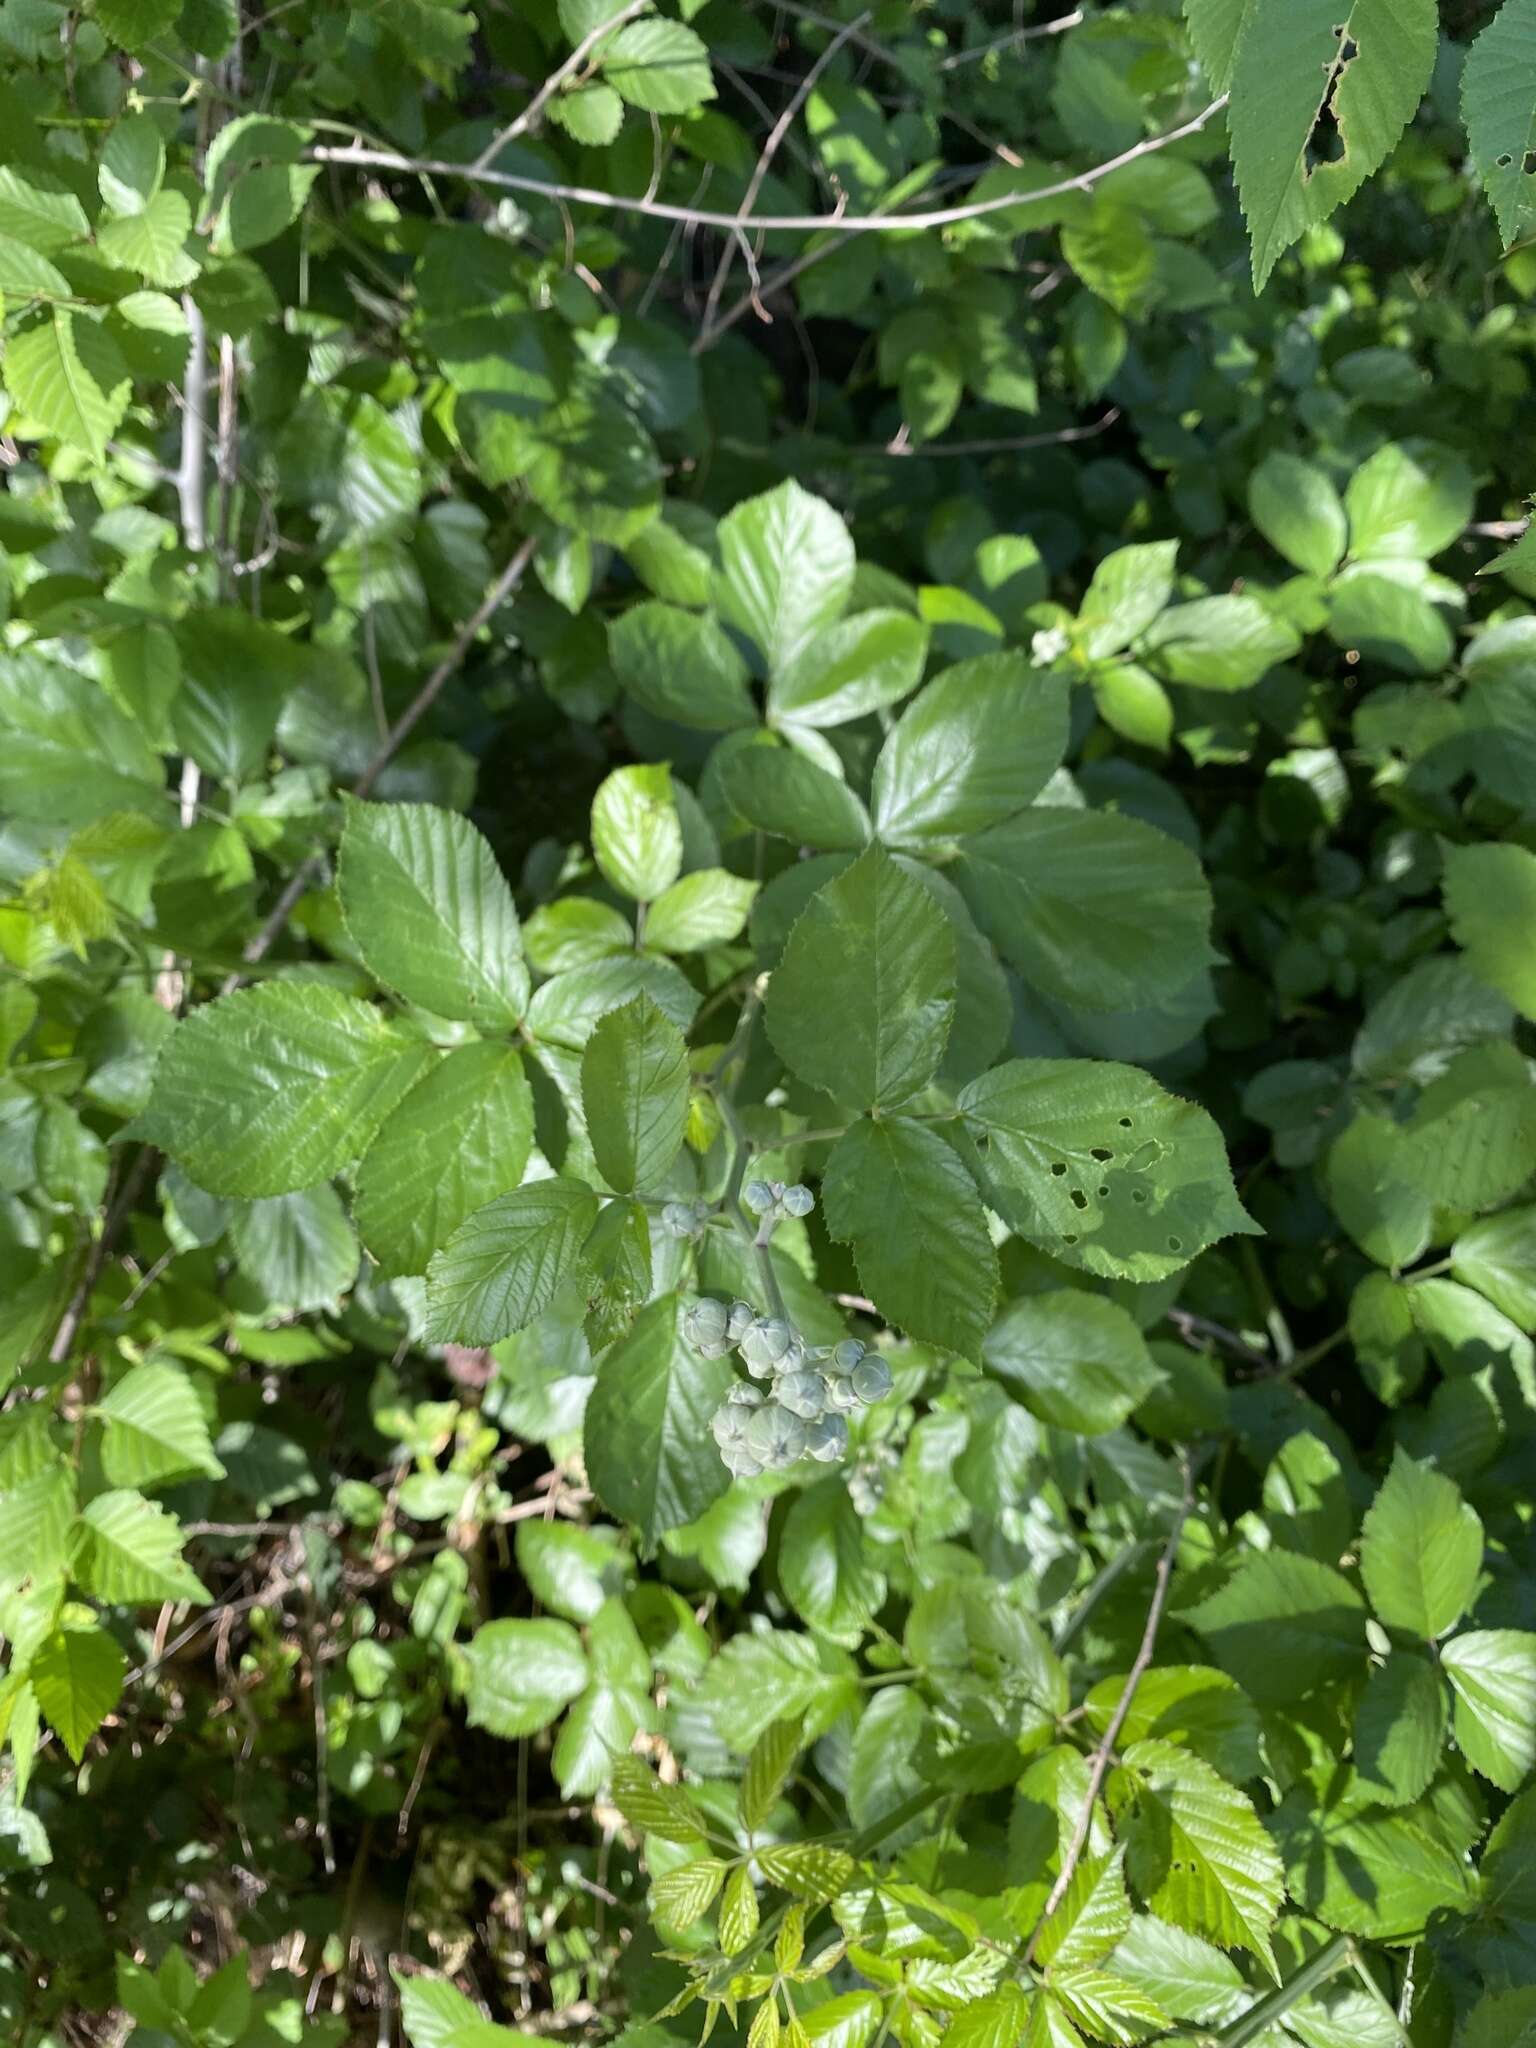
[
  {"x1": 742, "y1": 1179, "x2": 815, "y2": 1222},
  {"x1": 661, "y1": 1200, "x2": 713, "y2": 1240},
  {"x1": 682, "y1": 1298, "x2": 894, "y2": 1477}
]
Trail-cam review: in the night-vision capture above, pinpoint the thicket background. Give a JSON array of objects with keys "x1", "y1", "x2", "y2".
[{"x1": 3, "y1": 2, "x2": 1536, "y2": 2047}]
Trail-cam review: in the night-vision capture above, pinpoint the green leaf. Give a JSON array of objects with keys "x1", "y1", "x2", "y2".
[
  {"x1": 1345, "y1": 440, "x2": 1473, "y2": 560},
  {"x1": 28, "y1": 1620, "x2": 125, "y2": 1766},
  {"x1": 769, "y1": 609, "x2": 929, "y2": 730},
  {"x1": 651, "y1": 1857, "x2": 728, "y2": 1928},
  {"x1": 94, "y1": 0, "x2": 180, "y2": 47},
  {"x1": 1141, "y1": 595, "x2": 1300, "y2": 691},
  {"x1": 396, "y1": 1971, "x2": 531, "y2": 2047},
  {"x1": 716, "y1": 480, "x2": 855, "y2": 675},
  {"x1": 766, "y1": 845, "x2": 954, "y2": 1111},
  {"x1": 338, "y1": 798, "x2": 530, "y2": 1027},
  {"x1": 1109, "y1": 1739, "x2": 1283, "y2": 1971},
  {"x1": 1443, "y1": 843, "x2": 1536, "y2": 1020},
  {"x1": 462, "y1": 1617, "x2": 588, "y2": 1738},
  {"x1": 97, "y1": 189, "x2": 193, "y2": 285},
  {"x1": 514, "y1": 1520, "x2": 625, "y2": 1624},
  {"x1": 99, "y1": 113, "x2": 166, "y2": 214},
  {"x1": 0, "y1": 166, "x2": 89, "y2": 252},
  {"x1": 526, "y1": 955, "x2": 700, "y2": 1049},
  {"x1": 581, "y1": 994, "x2": 691, "y2": 1195},
  {"x1": 644, "y1": 869, "x2": 757, "y2": 954},
  {"x1": 1107, "y1": 1913, "x2": 1247, "y2": 2026},
  {"x1": 601, "y1": 16, "x2": 716, "y2": 112},
  {"x1": 424, "y1": 1180, "x2": 601, "y2": 1345},
  {"x1": 871, "y1": 654, "x2": 1070, "y2": 846},
  {"x1": 1452, "y1": 1206, "x2": 1536, "y2": 1332},
  {"x1": 1324, "y1": 1113, "x2": 1433, "y2": 1271},
  {"x1": 0, "y1": 653, "x2": 162, "y2": 826},
  {"x1": 76, "y1": 1492, "x2": 211, "y2": 1605},
  {"x1": 1229, "y1": 0, "x2": 1438, "y2": 291},
  {"x1": 98, "y1": 1363, "x2": 225, "y2": 1488},
  {"x1": 1269, "y1": 1771, "x2": 1480, "y2": 1937},
  {"x1": 1078, "y1": 541, "x2": 1179, "y2": 660},
  {"x1": 823, "y1": 1117, "x2": 998, "y2": 1357},
  {"x1": 739, "y1": 1717, "x2": 803, "y2": 1832},
  {"x1": 1184, "y1": 1550, "x2": 1367, "y2": 1702},
  {"x1": 355, "y1": 1042, "x2": 534, "y2": 1278},
  {"x1": 1247, "y1": 452, "x2": 1348, "y2": 576},
  {"x1": 779, "y1": 1478, "x2": 887, "y2": 1645},
  {"x1": 138, "y1": 984, "x2": 432, "y2": 1198},
  {"x1": 960, "y1": 1059, "x2": 1255, "y2": 1281},
  {"x1": 697, "y1": 1629, "x2": 859, "y2": 1751},
  {"x1": 1262, "y1": 1432, "x2": 1352, "y2": 1564},
  {"x1": 983, "y1": 1291, "x2": 1161, "y2": 1436},
  {"x1": 611, "y1": 1753, "x2": 705, "y2": 1842},
  {"x1": 554, "y1": 1596, "x2": 655, "y2": 1796},
  {"x1": 0, "y1": 1464, "x2": 75, "y2": 1595},
  {"x1": 591, "y1": 764, "x2": 683, "y2": 903},
  {"x1": 1464, "y1": 0, "x2": 1536, "y2": 248},
  {"x1": 608, "y1": 601, "x2": 756, "y2": 730},
  {"x1": 4, "y1": 310, "x2": 130, "y2": 463},
  {"x1": 1352, "y1": 1653, "x2": 1446, "y2": 1806},
  {"x1": 1359, "y1": 1447, "x2": 1483, "y2": 1640},
  {"x1": 1033, "y1": 1852, "x2": 1133, "y2": 1971},
  {"x1": 228, "y1": 1186, "x2": 359, "y2": 1313},
  {"x1": 1085, "y1": 1668, "x2": 1263, "y2": 1786},
  {"x1": 955, "y1": 810, "x2": 1215, "y2": 1013},
  {"x1": 717, "y1": 741, "x2": 872, "y2": 852},
  {"x1": 1443, "y1": 1629, "x2": 1536, "y2": 1791},
  {"x1": 584, "y1": 1294, "x2": 736, "y2": 1549}
]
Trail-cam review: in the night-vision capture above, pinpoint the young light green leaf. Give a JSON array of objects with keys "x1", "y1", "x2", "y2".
[
  {"x1": 1247, "y1": 452, "x2": 1348, "y2": 576},
  {"x1": 98, "y1": 1363, "x2": 225, "y2": 1488},
  {"x1": 4, "y1": 310, "x2": 130, "y2": 463},
  {"x1": 1443, "y1": 1630, "x2": 1536, "y2": 1792},
  {"x1": 650, "y1": 1856, "x2": 728, "y2": 1928},
  {"x1": 338, "y1": 798, "x2": 529, "y2": 1027},
  {"x1": 1078, "y1": 541, "x2": 1179, "y2": 660},
  {"x1": 591, "y1": 764, "x2": 683, "y2": 903},
  {"x1": 76, "y1": 1493, "x2": 211, "y2": 1606},
  {"x1": 462, "y1": 1617, "x2": 588, "y2": 1738},
  {"x1": 715, "y1": 480, "x2": 855, "y2": 675},
  {"x1": 740, "y1": 1717, "x2": 804, "y2": 1833},
  {"x1": 719, "y1": 1864, "x2": 760, "y2": 1954},
  {"x1": 1345, "y1": 440, "x2": 1474, "y2": 561},
  {"x1": 581, "y1": 995, "x2": 691, "y2": 1195},
  {"x1": 1359, "y1": 1448, "x2": 1484, "y2": 1640},
  {"x1": 424, "y1": 1180, "x2": 600, "y2": 1345},
  {"x1": 602, "y1": 17, "x2": 716, "y2": 112},
  {"x1": 766, "y1": 845, "x2": 955, "y2": 1111},
  {"x1": 354, "y1": 1043, "x2": 535, "y2": 1279},
  {"x1": 769, "y1": 609, "x2": 928, "y2": 730},
  {"x1": 610, "y1": 1753, "x2": 705, "y2": 1843},
  {"x1": 822, "y1": 1116, "x2": 997, "y2": 1358},
  {"x1": 553, "y1": 1596, "x2": 655, "y2": 1797},
  {"x1": 28, "y1": 1621, "x2": 125, "y2": 1767},
  {"x1": 100, "y1": 114, "x2": 166, "y2": 214},
  {"x1": 514, "y1": 1520, "x2": 625, "y2": 1625},
  {"x1": 1110, "y1": 1739, "x2": 1283, "y2": 1971},
  {"x1": 137, "y1": 984, "x2": 432, "y2": 1197},
  {"x1": 1141, "y1": 594, "x2": 1300, "y2": 691},
  {"x1": 644, "y1": 868, "x2": 757, "y2": 954}
]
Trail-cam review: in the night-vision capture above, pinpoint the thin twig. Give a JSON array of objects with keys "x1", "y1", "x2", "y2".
[
  {"x1": 313, "y1": 97, "x2": 1228, "y2": 238},
  {"x1": 867, "y1": 408, "x2": 1120, "y2": 458},
  {"x1": 473, "y1": 0, "x2": 651, "y2": 169},
  {"x1": 177, "y1": 295, "x2": 207, "y2": 550},
  {"x1": 1021, "y1": 1450, "x2": 1196, "y2": 1968},
  {"x1": 232, "y1": 534, "x2": 538, "y2": 982},
  {"x1": 1166, "y1": 1307, "x2": 1271, "y2": 1372},
  {"x1": 940, "y1": 8, "x2": 1083, "y2": 67},
  {"x1": 47, "y1": 1149, "x2": 158, "y2": 1367},
  {"x1": 700, "y1": 9, "x2": 871, "y2": 336}
]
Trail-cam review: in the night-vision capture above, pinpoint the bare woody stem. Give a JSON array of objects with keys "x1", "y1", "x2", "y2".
[{"x1": 1021, "y1": 1448, "x2": 1198, "y2": 1968}]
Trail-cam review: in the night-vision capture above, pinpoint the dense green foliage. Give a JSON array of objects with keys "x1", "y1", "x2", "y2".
[{"x1": 5, "y1": 2, "x2": 1536, "y2": 2045}]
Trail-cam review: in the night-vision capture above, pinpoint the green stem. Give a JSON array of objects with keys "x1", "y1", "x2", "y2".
[{"x1": 1209, "y1": 1933, "x2": 1354, "y2": 2048}]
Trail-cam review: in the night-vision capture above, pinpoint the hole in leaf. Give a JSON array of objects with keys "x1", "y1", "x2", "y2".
[
  {"x1": 1167, "y1": 1236, "x2": 1183, "y2": 1252},
  {"x1": 1304, "y1": 29, "x2": 1356, "y2": 176},
  {"x1": 1089, "y1": 1147, "x2": 1113, "y2": 1162},
  {"x1": 1098, "y1": 1185, "x2": 1110, "y2": 1199},
  {"x1": 1063, "y1": 1233, "x2": 1078, "y2": 1246},
  {"x1": 1069, "y1": 1188, "x2": 1088, "y2": 1211},
  {"x1": 1498, "y1": 154, "x2": 1515, "y2": 168},
  {"x1": 1525, "y1": 151, "x2": 1536, "y2": 176},
  {"x1": 1131, "y1": 1189, "x2": 1147, "y2": 1205},
  {"x1": 1050, "y1": 1161, "x2": 1067, "y2": 1177},
  {"x1": 1118, "y1": 1117, "x2": 1133, "y2": 1129}
]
